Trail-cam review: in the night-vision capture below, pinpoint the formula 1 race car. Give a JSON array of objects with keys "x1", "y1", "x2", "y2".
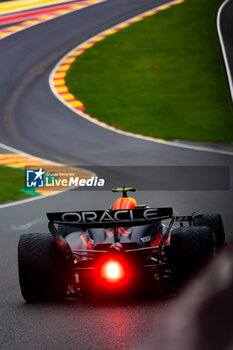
[{"x1": 18, "y1": 188, "x2": 226, "y2": 302}]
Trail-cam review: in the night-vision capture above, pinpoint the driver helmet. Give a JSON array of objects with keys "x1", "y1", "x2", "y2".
[{"x1": 113, "y1": 197, "x2": 137, "y2": 210}]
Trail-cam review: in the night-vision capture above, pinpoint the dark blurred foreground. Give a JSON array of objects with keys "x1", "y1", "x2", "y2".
[{"x1": 138, "y1": 240, "x2": 233, "y2": 350}]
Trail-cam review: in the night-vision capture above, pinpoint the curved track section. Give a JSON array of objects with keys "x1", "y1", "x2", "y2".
[
  {"x1": 50, "y1": 0, "x2": 233, "y2": 157},
  {"x1": 0, "y1": 1, "x2": 232, "y2": 349},
  {"x1": 0, "y1": 0, "x2": 231, "y2": 161},
  {"x1": 0, "y1": 0, "x2": 178, "y2": 163}
]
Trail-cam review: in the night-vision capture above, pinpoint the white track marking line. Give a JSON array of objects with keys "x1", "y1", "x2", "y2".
[
  {"x1": 11, "y1": 218, "x2": 43, "y2": 230},
  {"x1": 0, "y1": 142, "x2": 95, "y2": 209},
  {"x1": 49, "y1": 0, "x2": 233, "y2": 157},
  {"x1": 0, "y1": 188, "x2": 64, "y2": 209},
  {"x1": 217, "y1": 0, "x2": 233, "y2": 102},
  {"x1": 0, "y1": 142, "x2": 68, "y2": 209},
  {"x1": 0, "y1": 142, "x2": 64, "y2": 166},
  {"x1": 0, "y1": 142, "x2": 96, "y2": 174}
]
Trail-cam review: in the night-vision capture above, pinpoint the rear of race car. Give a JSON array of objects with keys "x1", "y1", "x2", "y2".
[
  {"x1": 75, "y1": 242, "x2": 162, "y2": 300},
  {"x1": 49, "y1": 207, "x2": 173, "y2": 298},
  {"x1": 17, "y1": 202, "x2": 225, "y2": 302}
]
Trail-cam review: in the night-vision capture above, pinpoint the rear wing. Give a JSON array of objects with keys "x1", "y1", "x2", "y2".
[{"x1": 47, "y1": 207, "x2": 173, "y2": 228}]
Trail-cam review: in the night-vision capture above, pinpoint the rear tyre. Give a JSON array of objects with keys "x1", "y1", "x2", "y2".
[
  {"x1": 18, "y1": 233, "x2": 68, "y2": 302},
  {"x1": 193, "y1": 214, "x2": 225, "y2": 250},
  {"x1": 165, "y1": 226, "x2": 214, "y2": 286}
]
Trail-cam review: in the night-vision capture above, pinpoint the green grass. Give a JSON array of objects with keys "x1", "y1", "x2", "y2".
[
  {"x1": 66, "y1": 0, "x2": 233, "y2": 142},
  {"x1": 0, "y1": 167, "x2": 31, "y2": 204}
]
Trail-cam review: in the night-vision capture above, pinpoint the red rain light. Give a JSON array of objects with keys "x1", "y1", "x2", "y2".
[{"x1": 101, "y1": 260, "x2": 125, "y2": 282}]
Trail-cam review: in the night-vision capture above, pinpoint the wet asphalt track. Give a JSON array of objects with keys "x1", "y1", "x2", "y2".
[{"x1": 0, "y1": 0, "x2": 233, "y2": 349}]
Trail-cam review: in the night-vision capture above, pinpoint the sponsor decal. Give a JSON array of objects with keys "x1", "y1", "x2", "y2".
[
  {"x1": 60, "y1": 208, "x2": 158, "y2": 224},
  {"x1": 141, "y1": 235, "x2": 152, "y2": 243},
  {"x1": 47, "y1": 208, "x2": 173, "y2": 227}
]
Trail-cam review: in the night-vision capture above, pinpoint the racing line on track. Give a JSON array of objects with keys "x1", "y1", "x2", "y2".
[
  {"x1": 0, "y1": 0, "x2": 232, "y2": 203},
  {"x1": 0, "y1": 0, "x2": 105, "y2": 201},
  {"x1": 0, "y1": 0, "x2": 231, "y2": 184},
  {"x1": 0, "y1": 0, "x2": 232, "y2": 206}
]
